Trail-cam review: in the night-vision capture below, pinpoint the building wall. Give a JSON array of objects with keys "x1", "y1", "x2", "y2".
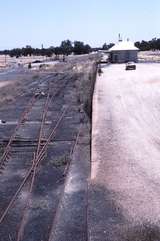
[{"x1": 110, "y1": 50, "x2": 138, "y2": 63}]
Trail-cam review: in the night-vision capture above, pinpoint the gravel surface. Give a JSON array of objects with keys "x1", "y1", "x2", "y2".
[{"x1": 89, "y1": 63, "x2": 160, "y2": 241}]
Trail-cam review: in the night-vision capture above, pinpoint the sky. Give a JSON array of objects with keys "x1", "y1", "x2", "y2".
[{"x1": 0, "y1": 0, "x2": 160, "y2": 49}]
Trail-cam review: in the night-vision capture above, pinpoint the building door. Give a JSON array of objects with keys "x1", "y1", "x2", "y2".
[{"x1": 114, "y1": 54, "x2": 118, "y2": 63}]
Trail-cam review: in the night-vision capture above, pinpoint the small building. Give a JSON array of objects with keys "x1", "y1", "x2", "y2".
[{"x1": 108, "y1": 40, "x2": 139, "y2": 63}]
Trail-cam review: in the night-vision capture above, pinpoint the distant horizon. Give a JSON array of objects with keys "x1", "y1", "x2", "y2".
[
  {"x1": 0, "y1": 0, "x2": 159, "y2": 50},
  {"x1": 0, "y1": 36, "x2": 160, "y2": 51}
]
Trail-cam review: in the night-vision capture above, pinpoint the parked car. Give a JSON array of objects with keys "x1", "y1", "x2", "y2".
[{"x1": 126, "y1": 62, "x2": 136, "y2": 70}]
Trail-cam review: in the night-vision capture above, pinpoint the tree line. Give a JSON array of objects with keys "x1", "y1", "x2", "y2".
[
  {"x1": 1, "y1": 38, "x2": 160, "y2": 57},
  {"x1": 135, "y1": 38, "x2": 160, "y2": 51},
  {"x1": 0, "y1": 40, "x2": 92, "y2": 57}
]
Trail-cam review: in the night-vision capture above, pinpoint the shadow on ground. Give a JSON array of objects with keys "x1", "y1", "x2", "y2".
[{"x1": 88, "y1": 183, "x2": 160, "y2": 241}]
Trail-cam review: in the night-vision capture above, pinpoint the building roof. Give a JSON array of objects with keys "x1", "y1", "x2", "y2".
[{"x1": 108, "y1": 41, "x2": 139, "y2": 52}]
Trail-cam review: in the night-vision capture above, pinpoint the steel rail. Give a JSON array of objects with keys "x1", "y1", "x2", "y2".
[
  {"x1": 0, "y1": 108, "x2": 67, "y2": 225},
  {"x1": 17, "y1": 77, "x2": 71, "y2": 231},
  {"x1": 47, "y1": 124, "x2": 82, "y2": 241},
  {"x1": 0, "y1": 73, "x2": 56, "y2": 168},
  {"x1": 0, "y1": 92, "x2": 40, "y2": 167},
  {"x1": 16, "y1": 86, "x2": 51, "y2": 241},
  {"x1": 0, "y1": 74, "x2": 70, "y2": 234}
]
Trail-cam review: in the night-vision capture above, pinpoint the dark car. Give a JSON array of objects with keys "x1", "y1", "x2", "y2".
[{"x1": 126, "y1": 62, "x2": 136, "y2": 70}]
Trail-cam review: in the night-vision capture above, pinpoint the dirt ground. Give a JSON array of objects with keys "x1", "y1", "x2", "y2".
[
  {"x1": 0, "y1": 71, "x2": 41, "y2": 105},
  {"x1": 90, "y1": 63, "x2": 160, "y2": 241},
  {"x1": 0, "y1": 55, "x2": 54, "y2": 68},
  {"x1": 138, "y1": 51, "x2": 160, "y2": 62}
]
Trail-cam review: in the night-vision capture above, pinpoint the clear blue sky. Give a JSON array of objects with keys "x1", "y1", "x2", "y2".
[{"x1": 0, "y1": 0, "x2": 159, "y2": 49}]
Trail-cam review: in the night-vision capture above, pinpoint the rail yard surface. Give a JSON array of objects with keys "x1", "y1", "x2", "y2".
[
  {"x1": 90, "y1": 63, "x2": 160, "y2": 241},
  {"x1": 0, "y1": 55, "x2": 97, "y2": 241},
  {"x1": 3, "y1": 56, "x2": 160, "y2": 241}
]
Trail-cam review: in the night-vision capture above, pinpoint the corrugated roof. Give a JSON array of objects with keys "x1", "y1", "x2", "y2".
[{"x1": 109, "y1": 41, "x2": 139, "y2": 51}]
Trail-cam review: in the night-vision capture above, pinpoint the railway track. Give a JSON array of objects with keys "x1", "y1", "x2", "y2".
[
  {"x1": 0, "y1": 72, "x2": 82, "y2": 241},
  {"x1": 0, "y1": 73, "x2": 69, "y2": 173},
  {"x1": 0, "y1": 92, "x2": 40, "y2": 171},
  {"x1": 0, "y1": 74, "x2": 53, "y2": 172},
  {"x1": 48, "y1": 124, "x2": 82, "y2": 241}
]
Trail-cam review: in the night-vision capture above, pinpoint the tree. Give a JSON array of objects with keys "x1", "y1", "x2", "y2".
[
  {"x1": 54, "y1": 47, "x2": 62, "y2": 56},
  {"x1": 21, "y1": 46, "x2": 33, "y2": 56},
  {"x1": 83, "y1": 44, "x2": 91, "y2": 54},
  {"x1": 102, "y1": 43, "x2": 114, "y2": 50},
  {"x1": 135, "y1": 38, "x2": 160, "y2": 51},
  {"x1": 9, "y1": 48, "x2": 22, "y2": 57},
  {"x1": 135, "y1": 41, "x2": 141, "y2": 49},
  {"x1": 73, "y1": 41, "x2": 91, "y2": 55},
  {"x1": 60, "y1": 40, "x2": 73, "y2": 55},
  {"x1": 102, "y1": 43, "x2": 108, "y2": 50}
]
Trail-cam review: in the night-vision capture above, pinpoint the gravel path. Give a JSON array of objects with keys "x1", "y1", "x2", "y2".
[{"x1": 89, "y1": 63, "x2": 160, "y2": 241}]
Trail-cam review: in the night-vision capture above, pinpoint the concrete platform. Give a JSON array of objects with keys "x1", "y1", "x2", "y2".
[{"x1": 89, "y1": 64, "x2": 160, "y2": 241}]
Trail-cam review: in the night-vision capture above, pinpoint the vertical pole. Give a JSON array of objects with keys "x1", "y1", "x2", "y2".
[{"x1": 5, "y1": 54, "x2": 7, "y2": 66}]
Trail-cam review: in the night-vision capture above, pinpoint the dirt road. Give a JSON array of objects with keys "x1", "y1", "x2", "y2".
[{"x1": 89, "y1": 64, "x2": 160, "y2": 241}]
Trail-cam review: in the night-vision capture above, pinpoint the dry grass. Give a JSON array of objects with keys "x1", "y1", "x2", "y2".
[
  {"x1": 49, "y1": 155, "x2": 69, "y2": 168},
  {"x1": 75, "y1": 62, "x2": 97, "y2": 120}
]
